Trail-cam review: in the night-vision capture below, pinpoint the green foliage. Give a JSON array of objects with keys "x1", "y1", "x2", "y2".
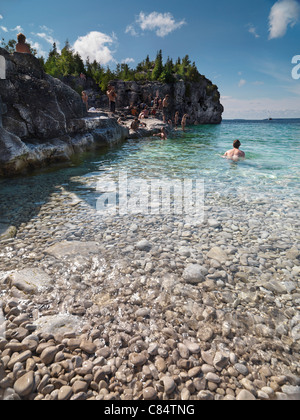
[
  {"x1": 115, "y1": 63, "x2": 135, "y2": 82},
  {"x1": 44, "y1": 41, "x2": 85, "y2": 78},
  {"x1": 1, "y1": 38, "x2": 17, "y2": 53},
  {"x1": 0, "y1": 38, "x2": 208, "y2": 93},
  {"x1": 151, "y1": 50, "x2": 164, "y2": 81},
  {"x1": 1, "y1": 38, "x2": 38, "y2": 56}
]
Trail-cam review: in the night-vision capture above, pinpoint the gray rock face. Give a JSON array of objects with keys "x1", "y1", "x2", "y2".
[
  {"x1": 109, "y1": 79, "x2": 224, "y2": 125},
  {"x1": 0, "y1": 49, "x2": 128, "y2": 176}
]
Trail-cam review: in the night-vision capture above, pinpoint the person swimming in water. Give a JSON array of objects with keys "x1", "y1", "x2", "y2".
[{"x1": 222, "y1": 140, "x2": 245, "y2": 161}]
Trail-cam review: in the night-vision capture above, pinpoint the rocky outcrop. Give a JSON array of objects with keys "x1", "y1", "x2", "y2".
[
  {"x1": 0, "y1": 48, "x2": 223, "y2": 177},
  {"x1": 63, "y1": 75, "x2": 224, "y2": 124},
  {"x1": 109, "y1": 79, "x2": 224, "y2": 125},
  {"x1": 0, "y1": 49, "x2": 128, "y2": 176}
]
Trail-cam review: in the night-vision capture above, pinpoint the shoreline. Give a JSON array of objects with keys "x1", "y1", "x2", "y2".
[
  {"x1": 0, "y1": 134, "x2": 299, "y2": 400},
  {"x1": 0, "y1": 112, "x2": 169, "y2": 178}
]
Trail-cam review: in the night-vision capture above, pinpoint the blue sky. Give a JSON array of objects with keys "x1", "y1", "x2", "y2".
[{"x1": 0, "y1": 0, "x2": 300, "y2": 119}]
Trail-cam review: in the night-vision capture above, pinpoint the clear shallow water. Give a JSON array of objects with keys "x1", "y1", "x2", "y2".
[{"x1": 0, "y1": 119, "x2": 299, "y2": 226}]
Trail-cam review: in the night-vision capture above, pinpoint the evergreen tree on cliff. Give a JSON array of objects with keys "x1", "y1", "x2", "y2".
[{"x1": 152, "y1": 50, "x2": 163, "y2": 81}]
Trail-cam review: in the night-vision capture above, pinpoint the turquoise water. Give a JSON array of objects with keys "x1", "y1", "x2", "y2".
[{"x1": 0, "y1": 119, "x2": 299, "y2": 226}]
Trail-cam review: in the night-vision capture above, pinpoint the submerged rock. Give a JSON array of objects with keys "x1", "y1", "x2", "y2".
[
  {"x1": 45, "y1": 240, "x2": 100, "y2": 259},
  {"x1": 183, "y1": 264, "x2": 207, "y2": 284},
  {"x1": 0, "y1": 223, "x2": 17, "y2": 240},
  {"x1": 7, "y1": 268, "x2": 53, "y2": 295}
]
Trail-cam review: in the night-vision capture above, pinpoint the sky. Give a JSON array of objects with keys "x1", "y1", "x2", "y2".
[{"x1": 0, "y1": 0, "x2": 300, "y2": 119}]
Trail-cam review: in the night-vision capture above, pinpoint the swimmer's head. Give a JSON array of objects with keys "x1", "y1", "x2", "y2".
[{"x1": 233, "y1": 140, "x2": 241, "y2": 149}]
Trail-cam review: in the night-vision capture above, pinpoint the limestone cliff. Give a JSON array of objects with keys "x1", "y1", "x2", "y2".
[
  {"x1": 0, "y1": 48, "x2": 223, "y2": 177},
  {"x1": 64, "y1": 76, "x2": 224, "y2": 124},
  {"x1": 107, "y1": 79, "x2": 223, "y2": 125},
  {"x1": 0, "y1": 49, "x2": 128, "y2": 176}
]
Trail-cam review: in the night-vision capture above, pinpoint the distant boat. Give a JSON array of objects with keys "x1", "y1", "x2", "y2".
[{"x1": 267, "y1": 110, "x2": 273, "y2": 121}]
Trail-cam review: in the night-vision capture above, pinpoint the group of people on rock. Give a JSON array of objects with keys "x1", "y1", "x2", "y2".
[
  {"x1": 106, "y1": 87, "x2": 191, "y2": 137},
  {"x1": 11, "y1": 33, "x2": 245, "y2": 159}
]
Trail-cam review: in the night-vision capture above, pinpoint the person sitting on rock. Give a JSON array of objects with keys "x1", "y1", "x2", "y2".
[
  {"x1": 117, "y1": 114, "x2": 127, "y2": 125},
  {"x1": 15, "y1": 33, "x2": 31, "y2": 54},
  {"x1": 131, "y1": 118, "x2": 146, "y2": 131},
  {"x1": 139, "y1": 106, "x2": 149, "y2": 120}
]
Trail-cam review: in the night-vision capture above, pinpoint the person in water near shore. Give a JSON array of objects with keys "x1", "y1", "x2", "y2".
[
  {"x1": 15, "y1": 33, "x2": 31, "y2": 54},
  {"x1": 222, "y1": 140, "x2": 245, "y2": 161},
  {"x1": 153, "y1": 127, "x2": 168, "y2": 140},
  {"x1": 181, "y1": 114, "x2": 189, "y2": 132},
  {"x1": 174, "y1": 111, "x2": 180, "y2": 130}
]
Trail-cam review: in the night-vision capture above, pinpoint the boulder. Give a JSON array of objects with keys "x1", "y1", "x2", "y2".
[
  {"x1": 207, "y1": 247, "x2": 228, "y2": 263},
  {"x1": 183, "y1": 264, "x2": 207, "y2": 284},
  {"x1": 34, "y1": 314, "x2": 83, "y2": 336},
  {"x1": 8, "y1": 268, "x2": 53, "y2": 295},
  {"x1": 0, "y1": 223, "x2": 17, "y2": 240}
]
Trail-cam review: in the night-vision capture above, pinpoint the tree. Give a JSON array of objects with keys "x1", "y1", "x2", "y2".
[
  {"x1": 41, "y1": 46, "x2": 205, "y2": 93},
  {"x1": 44, "y1": 43, "x2": 61, "y2": 78},
  {"x1": 151, "y1": 50, "x2": 163, "y2": 81},
  {"x1": 159, "y1": 57, "x2": 175, "y2": 83},
  {"x1": 1, "y1": 38, "x2": 38, "y2": 56},
  {"x1": 44, "y1": 41, "x2": 85, "y2": 78}
]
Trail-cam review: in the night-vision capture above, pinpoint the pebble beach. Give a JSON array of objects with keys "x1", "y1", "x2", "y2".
[{"x1": 0, "y1": 120, "x2": 299, "y2": 401}]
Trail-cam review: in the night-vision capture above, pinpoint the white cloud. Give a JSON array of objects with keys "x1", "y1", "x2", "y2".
[
  {"x1": 238, "y1": 79, "x2": 247, "y2": 87},
  {"x1": 127, "y1": 11, "x2": 186, "y2": 38},
  {"x1": 30, "y1": 27, "x2": 61, "y2": 54},
  {"x1": 122, "y1": 57, "x2": 135, "y2": 64},
  {"x1": 247, "y1": 24, "x2": 260, "y2": 38},
  {"x1": 39, "y1": 25, "x2": 54, "y2": 34},
  {"x1": 26, "y1": 38, "x2": 47, "y2": 57},
  {"x1": 73, "y1": 31, "x2": 116, "y2": 65},
  {"x1": 0, "y1": 15, "x2": 3, "y2": 20},
  {"x1": 269, "y1": 0, "x2": 300, "y2": 39},
  {"x1": 0, "y1": 26, "x2": 8, "y2": 33},
  {"x1": 11, "y1": 25, "x2": 23, "y2": 32},
  {"x1": 35, "y1": 32, "x2": 60, "y2": 48},
  {"x1": 125, "y1": 24, "x2": 139, "y2": 37}
]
